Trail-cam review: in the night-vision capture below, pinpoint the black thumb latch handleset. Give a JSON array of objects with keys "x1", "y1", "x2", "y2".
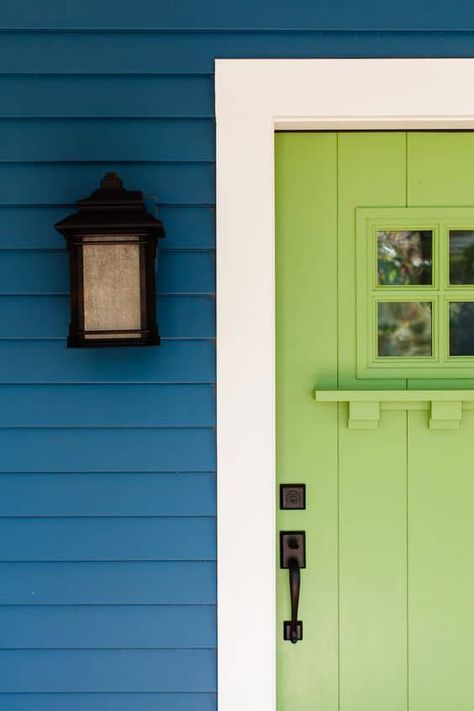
[{"x1": 279, "y1": 484, "x2": 306, "y2": 644}]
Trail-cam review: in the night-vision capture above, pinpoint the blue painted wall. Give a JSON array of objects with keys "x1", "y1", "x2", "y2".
[{"x1": 1, "y1": 2, "x2": 474, "y2": 709}]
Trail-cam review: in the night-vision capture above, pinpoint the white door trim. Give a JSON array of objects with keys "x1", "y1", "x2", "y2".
[{"x1": 215, "y1": 58, "x2": 474, "y2": 711}]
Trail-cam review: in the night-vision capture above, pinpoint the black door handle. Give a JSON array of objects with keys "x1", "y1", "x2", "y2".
[
  {"x1": 280, "y1": 531, "x2": 305, "y2": 643},
  {"x1": 288, "y1": 557, "x2": 301, "y2": 643}
]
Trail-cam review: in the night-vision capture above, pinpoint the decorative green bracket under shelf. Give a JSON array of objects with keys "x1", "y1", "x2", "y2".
[{"x1": 314, "y1": 390, "x2": 474, "y2": 430}]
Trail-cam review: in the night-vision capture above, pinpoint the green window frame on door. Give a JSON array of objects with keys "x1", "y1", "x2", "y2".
[{"x1": 356, "y1": 206, "x2": 474, "y2": 378}]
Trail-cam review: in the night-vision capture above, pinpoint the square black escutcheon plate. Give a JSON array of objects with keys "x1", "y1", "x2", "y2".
[{"x1": 279, "y1": 484, "x2": 306, "y2": 510}]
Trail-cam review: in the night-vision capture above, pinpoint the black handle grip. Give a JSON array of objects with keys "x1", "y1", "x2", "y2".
[
  {"x1": 280, "y1": 531, "x2": 305, "y2": 643},
  {"x1": 288, "y1": 557, "x2": 301, "y2": 644}
]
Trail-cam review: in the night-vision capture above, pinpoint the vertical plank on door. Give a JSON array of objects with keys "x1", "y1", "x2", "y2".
[
  {"x1": 338, "y1": 133, "x2": 408, "y2": 711},
  {"x1": 407, "y1": 132, "x2": 474, "y2": 207},
  {"x1": 407, "y1": 132, "x2": 474, "y2": 709},
  {"x1": 338, "y1": 132, "x2": 407, "y2": 390},
  {"x1": 338, "y1": 410, "x2": 408, "y2": 711},
  {"x1": 407, "y1": 410, "x2": 474, "y2": 711},
  {"x1": 407, "y1": 131, "x2": 474, "y2": 390},
  {"x1": 275, "y1": 133, "x2": 339, "y2": 711}
]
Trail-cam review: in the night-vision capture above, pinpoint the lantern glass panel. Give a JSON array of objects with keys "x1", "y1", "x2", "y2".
[{"x1": 82, "y1": 235, "x2": 142, "y2": 339}]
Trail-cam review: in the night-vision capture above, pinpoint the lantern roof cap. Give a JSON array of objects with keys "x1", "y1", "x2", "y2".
[
  {"x1": 77, "y1": 172, "x2": 144, "y2": 208},
  {"x1": 55, "y1": 172, "x2": 165, "y2": 238}
]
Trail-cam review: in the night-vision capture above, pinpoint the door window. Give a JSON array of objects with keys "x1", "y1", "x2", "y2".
[{"x1": 356, "y1": 207, "x2": 474, "y2": 377}]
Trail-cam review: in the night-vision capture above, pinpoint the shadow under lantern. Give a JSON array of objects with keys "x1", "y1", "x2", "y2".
[{"x1": 55, "y1": 172, "x2": 164, "y2": 348}]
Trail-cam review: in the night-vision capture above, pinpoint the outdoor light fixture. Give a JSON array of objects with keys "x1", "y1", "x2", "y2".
[{"x1": 55, "y1": 172, "x2": 164, "y2": 348}]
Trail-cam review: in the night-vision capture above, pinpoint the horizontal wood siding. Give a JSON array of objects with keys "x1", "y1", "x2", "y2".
[
  {"x1": 1, "y1": 3, "x2": 472, "y2": 709},
  {"x1": 0, "y1": 695, "x2": 217, "y2": 711},
  {"x1": 0, "y1": 2, "x2": 471, "y2": 29},
  {"x1": 0, "y1": 562, "x2": 216, "y2": 604},
  {"x1": 0, "y1": 15, "x2": 218, "y2": 711}
]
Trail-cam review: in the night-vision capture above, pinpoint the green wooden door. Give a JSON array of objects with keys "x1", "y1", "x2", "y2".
[{"x1": 276, "y1": 132, "x2": 474, "y2": 711}]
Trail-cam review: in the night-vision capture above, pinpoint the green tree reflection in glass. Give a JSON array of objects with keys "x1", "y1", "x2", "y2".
[
  {"x1": 449, "y1": 231, "x2": 474, "y2": 284},
  {"x1": 377, "y1": 230, "x2": 432, "y2": 285},
  {"x1": 449, "y1": 302, "x2": 474, "y2": 355},
  {"x1": 378, "y1": 301, "x2": 432, "y2": 356}
]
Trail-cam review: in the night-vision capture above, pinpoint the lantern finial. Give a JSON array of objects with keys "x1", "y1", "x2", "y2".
[{"x1": 100, "y1": 172, "x2": 123, "y2": 190}]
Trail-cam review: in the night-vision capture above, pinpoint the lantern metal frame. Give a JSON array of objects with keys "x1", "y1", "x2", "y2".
[{"x1": 55, "y1": 173, "x2": 164, "y2": 348}]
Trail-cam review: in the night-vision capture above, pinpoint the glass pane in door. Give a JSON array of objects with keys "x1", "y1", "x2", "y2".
[
  {"x1": 378, "y1": 301, "x2": 432, "y2": 356},
  {"x1": 449, "y1": 301, "x2": 474, "y2": 355},
  {"x1": 377, "y1": 230, "x2": 432, "y2": 285},
  {"x1": 449, "y1": 230, "x2": 474, "y2": 284}
]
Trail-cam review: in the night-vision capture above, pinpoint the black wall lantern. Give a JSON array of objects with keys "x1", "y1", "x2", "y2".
[{"x1": 55, "y1": 172, "x2": 164, "y2": 348}]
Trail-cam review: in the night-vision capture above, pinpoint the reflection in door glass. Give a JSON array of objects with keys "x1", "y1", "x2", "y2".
[
  {"x1": 449, "y1": 230, "x2": 474, "y2": 284},
  {"x1": 449, "y1": 302, "x2": 474, "y2": 355},
  {"x1": 378, "y1": 302, "x2": 432, "y2": 356},
  {"x1": 377, "y1": 230, "x2": 432, "y2": 285}
]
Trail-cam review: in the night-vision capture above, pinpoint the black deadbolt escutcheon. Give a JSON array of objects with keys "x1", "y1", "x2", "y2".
[{"x1": 280, "y1": 484, "x2": 306, "y2": 510}]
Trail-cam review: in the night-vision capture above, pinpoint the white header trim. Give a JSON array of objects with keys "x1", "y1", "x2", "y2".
[{"x1": 215, "y1": 58, "x2": 474, "y2": 711}]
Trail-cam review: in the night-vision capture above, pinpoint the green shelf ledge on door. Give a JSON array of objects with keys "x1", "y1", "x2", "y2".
[{"x1": 313, "y1": 390, "x2": 474, "y2": 431}]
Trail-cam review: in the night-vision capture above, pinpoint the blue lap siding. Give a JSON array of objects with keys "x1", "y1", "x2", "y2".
[{"x1": 0, "y1": 2, "x2": 473, "y2": 709}]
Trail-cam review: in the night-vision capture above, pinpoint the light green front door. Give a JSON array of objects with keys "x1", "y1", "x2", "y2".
[{"x1": 276, "y1": 132, "x2": 474, "y2": 710}]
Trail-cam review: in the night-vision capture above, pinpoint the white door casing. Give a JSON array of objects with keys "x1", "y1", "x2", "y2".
[{"x1": 215, "y1": 58, "x2": 474, "y2": 711}]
